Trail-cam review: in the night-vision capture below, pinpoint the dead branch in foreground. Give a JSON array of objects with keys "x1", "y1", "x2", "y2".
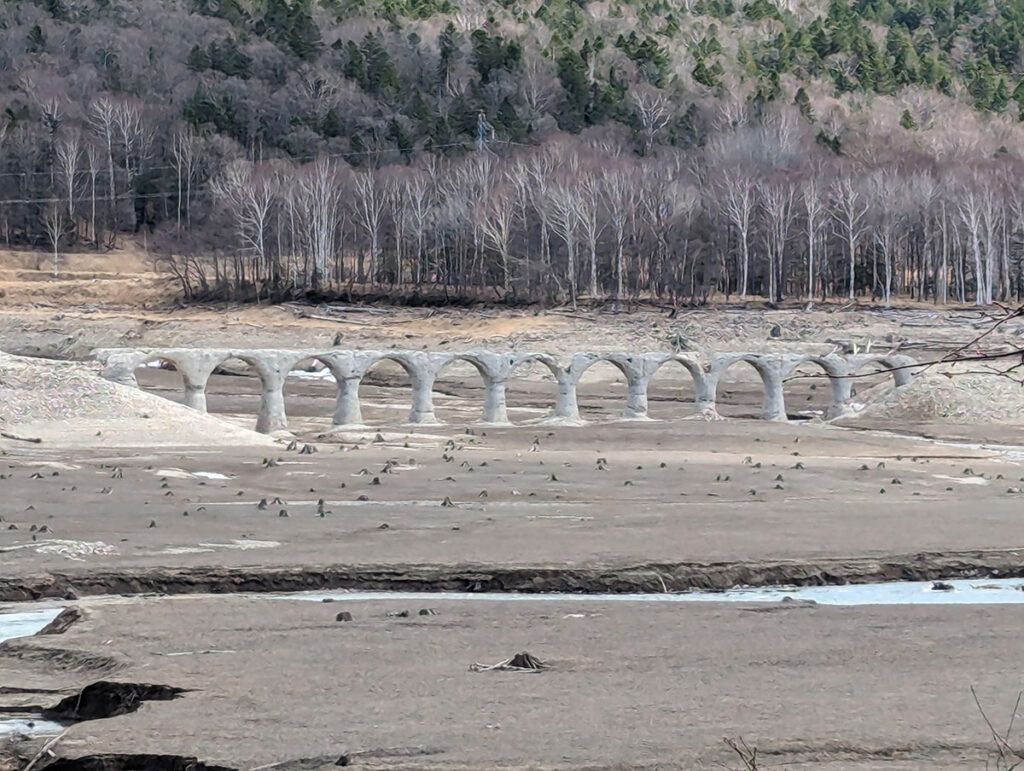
[
  {"x1": 973, "y1": 686, "x2": 1024, "y2": 771},
  {"x1": 723, "y1": 737, "x2": 761, "y2": 770}
]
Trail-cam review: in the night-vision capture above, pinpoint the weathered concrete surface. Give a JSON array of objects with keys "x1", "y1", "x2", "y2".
[{"x1": 92, "y1": 347, "x2": 919, "y2": 433}]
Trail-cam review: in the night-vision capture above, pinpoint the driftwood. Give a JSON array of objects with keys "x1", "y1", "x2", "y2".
[
  {"x1": 21, "y1": 728, "x2": 71, "y2": 771},
  {"x1": 470, "y1": 651, "x2": 549, "y2": 672},
  {"x1": 0, "y1": 431, "x2": 42, "y2": 444}
]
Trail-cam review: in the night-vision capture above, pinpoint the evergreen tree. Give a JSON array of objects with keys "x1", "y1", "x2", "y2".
[
  {"x1": 362, "y1": 33, "x2": 400, "y2": 95},
  {"x1": 692, "y1": 57, "x2": 720, "y2": 88},
  {"x1": 437, "y1": 22, "x2": 462, "y2": 93},
  {"x1": 557, "y1": 49, "x2": 589, "y2": 129},
  {"x1": 794, "y1": 86, "x2": 815, "y2": 121}
]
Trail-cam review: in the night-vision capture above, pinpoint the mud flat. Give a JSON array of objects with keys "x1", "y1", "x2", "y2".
[
  {"x1": 1, "y1": 421, "x2": 1023, "y2": 583},
  {"x1": 3, "y1": 594, "x2": 1024, "y2": 770}
]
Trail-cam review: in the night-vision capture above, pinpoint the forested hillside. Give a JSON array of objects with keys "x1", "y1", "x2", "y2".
[{"x1": 3, "y1": 0, "x2": 1024, "y2": 304}]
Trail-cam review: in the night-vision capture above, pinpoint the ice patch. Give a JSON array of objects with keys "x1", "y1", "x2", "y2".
[
  {"x1": 932, "y1": 474, "x2": 989, "y2": 485},
  {"x1": 278, "y1": 577, "x2": 1024, "y2": 606},
  {"x1": 0, "y1": 718, "x2": 65, "y2": 737},
  {"x1": 33, "y1": 540, "x2": 119, "y2": 561}
]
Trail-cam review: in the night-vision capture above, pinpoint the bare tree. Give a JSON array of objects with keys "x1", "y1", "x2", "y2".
[
  {"x1": 576, "y1": 170, "x2": 607, "y2": 298},
  {"x1": 520, "y1": 54, "x2": 557, "y2": 128},
  {"x1": 54, "y1": 129, "x2": 82, "y2": 237},
  {"x1": 980, "y1": 176, "x2": 1004, "y2": 303},
  {"x1": 477, "y1": 183, "x2": 517, "y2": 292},
  {"x1": 84, "y1": 142, "x2": 102, "y2": 247},
  {"x1": 631, "y1": 87, "x2": 671, "y2": 156},
  {"x1": 114, "y1": 100, "x2": 153, "y2": 223},
  {"x1": 801, "y1": 174, "x2": 826, "y2": 303},
  {"x1": 759, "y1": 178, "x2": 796, "y2": 301},
  {"x1": 831, "y1": 173, "x2": 869, "y2": 300},
  {"x1": 601, "y1": 164, "x2": 639, "y2": 299},
  {"x1": 352, "y1": 168, "x2": 386, "y2": 286},
  {"x1": 211, "y1": 160, "x2": 277, "y2": 292},
  {"x1": 404, "y1": 170, "x2": 434, "y2": 285},
  {"x1": 867, "y1": 168, "x2": 905, "y2": 307},
  {"x1": 543, "y1": 179, "x2": 581, "y2": 307},
  {"x1": 88, "y1": 97, "x2": 118, "y2": 241},
  {"x1": 296, "y1": 158, "x2": 344, "y2": 289},
  {"x1": 385, "y1": 172, "x2": 409, "y2": 285},
  {"x1": 717, "y1": 167, "x2": 755, "y2": 298},
  {"x1": 41, "y1": 205, "x2": 65, "y2": 278},
  {"x1": 958, "y1": 180, "x2": 988, "y2": 305},
  {"x1": 171, "y1": 126, "x2": 201, "y2": 232}
]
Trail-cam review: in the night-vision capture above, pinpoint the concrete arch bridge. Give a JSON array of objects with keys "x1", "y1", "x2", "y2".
[{"x1": 92, "y1": 348, "x2": 919, "y2": 434}]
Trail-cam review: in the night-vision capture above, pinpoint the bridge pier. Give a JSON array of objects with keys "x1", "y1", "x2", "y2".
[
  {"x1": 603, "y1": 353, "x2": 661, "y2": 420},
  {"x1": 693, "y1": 369, "x2": 720, "y2": 418},
  {"x1": 757, "y1": 357, "x2": 790, "y2": 422},
  {"x1": 242, "y1": 351, "x2": 305, "y2": 434},
  {"x1": 174, "y1": 351, "x2": 229, "y2": 413}
]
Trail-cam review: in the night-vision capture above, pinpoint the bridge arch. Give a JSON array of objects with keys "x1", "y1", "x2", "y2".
[
  {"x1": 852, "y1": 354, "x2": 917, "y2": 387},
  {"x1": 781, "y1": 355, "x2": 845, "y2": 420},
  {"x1": 500, "y1": 354, "x2": 568, "y2": 423},
  {"x1": 570, "y1": 356, "x2": 634, "y2": 421},
  {"x1": 354, "y1": 353, "x2": 419, "y2": 425},
  {"x1": 646, "y1": 356, "x2": 703, "y2": 419},
  {"x1": 131, "y1": 355, "x2": 185, "y2": 405},
  {"x1": 711, "y1": 355, "x2": 774, "y2": 419}
]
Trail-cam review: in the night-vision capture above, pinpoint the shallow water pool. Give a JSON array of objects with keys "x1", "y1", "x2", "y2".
[
  {"x1": 279, "y1": 577, "x2": 1024, "y2": 606},
  {"x1": 0, "y1": 718, "x2": 64, "y2": 738},
  {"x1": 0, "y1": 608, "x2": 66, "y2": 737},
  {"x1": 0, "y1": 608, "x2": 61, "y2": 644}
]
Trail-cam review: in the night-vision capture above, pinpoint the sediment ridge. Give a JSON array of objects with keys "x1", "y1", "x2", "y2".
[{"x1": 3, "y1": 549, "x2": 1023, "y2": 602}]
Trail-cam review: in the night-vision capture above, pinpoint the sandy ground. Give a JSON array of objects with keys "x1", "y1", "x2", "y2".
[
  {"x1": 2, "y1": 255, "x2": 1024, "y2": 769},
  {"x1": 0, "y1": 415, "x2": 1021, "y2": 581},
  {"x1": 3, "y1": 594, "x2": 1024, "y2": 770}
]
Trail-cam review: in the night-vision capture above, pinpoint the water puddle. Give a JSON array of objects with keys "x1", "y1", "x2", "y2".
[
  {"x1": 288, "y1": 368, "x2": 336, "y2": 382},
  {"x1": 278, "y1": 577, "x2": 1024, "y2": 606},
  {"x1": 856, "y1": 428, "x2": 1024, "y2": 461},
  {"x1": 932, "y1": 474, "x2": 989, "y2": 485},
  {"x1": 0, "y1": 608, "x2": 62, "y2": 643},
  {"x1": 0, "y1": 717, "x2": 64, "y2": 738},
  {"x1": 0, "y1": 608, "x2": 67, "y2": 737},
  {"x1": 153, "y1": 468, "x2": 232, "y2": 481}
]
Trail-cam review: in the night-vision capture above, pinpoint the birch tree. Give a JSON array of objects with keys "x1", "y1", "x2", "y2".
[
  {"x1": 717, "y1": 167, "x2": 755, "y2": 298},
  {"x1": 54, "y1": 129, "x2": 82, "y2": 236},
  {"x1": 477, "y1": 184, "x2": 517, "y2": 292},
  {"x1": 601, "y1": 165, "x2": 639, "y2": 299},
  {"x1": 42, "y1": 205, "x2": 64, "y2": 278},
  {"x1": 801, "y1": 175, "x2": 826, "y2": 302},
  {"x1": 958, "y1": 182, "x2": 987, "y2": 305},
  {"x1": 831, "y1": 174, "x2": 869, "y2": 300},
  {"x1": 543, "y1": 180, "x2": 581, "y2": 307},
  {"x1": 296, "y1": 158, "x2": 344, "y2": 289},
  {"x1": 576, "y1": 170, "x2": 606, "y2": 298},
  {"x1": 352, "y1": 168, "x2": 386, "y2": 286},
  {"x1": 171, "y1": 126, "x2": 201, "y2": 232},
  {"x1": 758, "y1": 179, "x2": 795, "y2": 301},
  {"x1": 211, "y1": 160, "x2": 277, "y2": 289},
  {"x1": 88, "y1": 97, "x2": 118, "y2": 239}
]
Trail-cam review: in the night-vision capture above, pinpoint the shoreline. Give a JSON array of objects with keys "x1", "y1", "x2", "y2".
[{"x1": 3, "y1": 548, "x2": 1024, "y2": 603}]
